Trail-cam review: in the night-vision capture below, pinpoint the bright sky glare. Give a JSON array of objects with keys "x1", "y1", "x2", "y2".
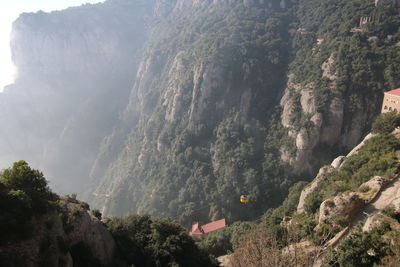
[{"x1": 0, "y1": 0, "x2": 105, "y2": 92}]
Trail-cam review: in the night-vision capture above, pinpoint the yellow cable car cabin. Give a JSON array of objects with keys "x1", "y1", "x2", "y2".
[{"x1": 240, "y1": 195, "x2": 249, "y2": 203}]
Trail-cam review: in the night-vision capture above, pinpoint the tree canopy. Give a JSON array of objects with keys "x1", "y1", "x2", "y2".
[{"x1": 0, "y1": 160, "x2": 56, "y2": 244}]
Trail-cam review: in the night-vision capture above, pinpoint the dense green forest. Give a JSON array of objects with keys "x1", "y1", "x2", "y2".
[
  {"x1": 3, "y1": 0, "x2": 400, "y2": 242},
  {"x1": 202, "y1": 113, "x2": 400, "y2": 266},
  {"x1": 89, "y1": 0, "x2": 400, "y2": 227},
  {"x1": 95, "y1": 1, "x2": 298, "y2": 224},
  {"x1": 0, "y1": 162, "x2": 217, "y2": 267},
  {"x1": 2, "y1": 0, "x2": 400, "y2": 266}
]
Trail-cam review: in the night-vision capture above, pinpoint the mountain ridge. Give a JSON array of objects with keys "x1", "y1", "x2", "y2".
[{"x1": 1, "y1": 0, "x2": 400, "y2": 225}]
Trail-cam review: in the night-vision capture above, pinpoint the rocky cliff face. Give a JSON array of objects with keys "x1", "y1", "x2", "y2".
[
  {"x1": 0, "y1": 195, "x2": 115, "y2": 267},
  {"x1": 1, "y1": 0, "x2": 400, "y2": 224},
  {"x1": 86, "y1": 0, "x2": 292, "y2": 221},
  {"x1": 0, "y1": 0, "x2": 154, "y2": 194}
]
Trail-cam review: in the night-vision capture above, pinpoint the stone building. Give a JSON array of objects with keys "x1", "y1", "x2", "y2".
[{"x1": 382, "y1": 88, "x2": 400, "y2": 113}]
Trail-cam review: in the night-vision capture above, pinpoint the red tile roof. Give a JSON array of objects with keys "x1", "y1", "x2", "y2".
[
  {"x1": 386, "y1": 88, "x2": 400, "y2": 96},
  {"x1": 191, "y1": 219, "x2": 226, "y2": 235},
  {"x1": 202, "y1": 219, "x2": 226, "y2": 233},
  {"x1": 191, "y1": 222, "x2": 204, "y2": 235}
]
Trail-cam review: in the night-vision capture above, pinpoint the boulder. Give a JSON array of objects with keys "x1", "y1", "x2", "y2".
[
  {"x1": 392, "y1": 198, "x2": 400, "y2": 213},
  {"x1": 318, "y1": 192, "x2": 364, "y2": 224},
  {"x1": 60, "y1": 196, "x2": 115, "y2": 264},
  {"x1": 297, "y1": 166, "x2": 333, "y2": 213},
  {"x1": 331, "y1": 156, "x2": 346, "y2": 169},
  {"x1": 346, "y1": 133, "x2": 375, "y2": 157},
  {"x1": 358, "y1": 176, "x2": 387, "y2": 202},
  {"x1": 363, "y1": 213, "x2": 400, "y2": 232},
  {"x1": 0, "y1": 196, "x2": 115, "y2": 267}
]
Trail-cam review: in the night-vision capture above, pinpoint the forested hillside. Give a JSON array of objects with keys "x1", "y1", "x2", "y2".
[
  {"x1": 224, "y1": 112, "x2": 400, "y2": 266},
  {"x1": 0, "y1": 161, "x2": 216, "y2": 267},
  {"x1": 89, "y1": 0, "x2": 400, "y2": 224},
  {"x1": 1, "y1": 0, "x2": 400, "y2": 226}
]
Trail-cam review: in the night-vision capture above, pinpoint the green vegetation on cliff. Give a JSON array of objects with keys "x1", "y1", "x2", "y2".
[
  {"x1": 107, "y1": 214, "x2": 217, "y2": 267},
  {"x1": 0, "y1": 161, "x2": 56, "y2": 244},
  {"x1": 0, "y1": 161, "x2": 217, "y2": 267},
  {"x1": 229, "y1": 112, "x2": 400, "y2": 266},
  {"x1": 4, "y1": 0, "x2": 400, "y2": 247},
  {"x1": 90, "y1": 0, "x2": 400, "y2": 226},
  {"x1": 94, "y1": 0, "x2": 298, "y2": 225}
]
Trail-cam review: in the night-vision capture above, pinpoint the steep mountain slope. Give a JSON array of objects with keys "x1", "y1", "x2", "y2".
[
  {"x1": 227, "y1": 113, "x2": 400, "y2": 266},
  {"x1": 89, "y1": 0, "x2": 400, "y2": 223},
  {"x1": 88, "y1": 0, "x2": 294, "y2": 223},
  {"x1": 1, "y1": 0, "x2": 400, "y2": 225},
  {"x1": 0, "y1": 0, "x2": 154, "y2": 193},
  {"x1": 280, "y1": 0, "x2": 400, "y2": 173}
]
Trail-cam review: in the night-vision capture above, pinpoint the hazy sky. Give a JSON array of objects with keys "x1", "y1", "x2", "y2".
[{"x1": 0, "y1": 0, "x2": 105, "y2": 91}]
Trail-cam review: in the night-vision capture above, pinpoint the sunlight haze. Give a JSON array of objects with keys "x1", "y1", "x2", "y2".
[{"x1": 0, "y1": 0, "x2": 105, "y2": 92}]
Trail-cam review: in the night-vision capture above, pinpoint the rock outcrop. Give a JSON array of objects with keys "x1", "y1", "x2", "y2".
[
  {"x1": 0, "y1": 0, "x2": 153, "y2": 194},
  {"x1": 0, "y1": 195, "x2": 115, "y2": 267},
  {"x1": 362, "y1": 213, "x2": 400, "y2": 232},
  {"x1": 297, "y1": 166, "x2": 333, "y2": 213},
  {"x1": 345, "y1": 133, "x2": 376, "y2": 158},
  {"x1": 317, "y1": 174, "x2": 395, "y2": 227},
  {"x1": 358, "y1": 176, "x2": 387, "y2": 202},
  {"x1": 1, "y1": 0, "x2": 397, "y2": 222},
  {"x1": 331, "y1": 155, "x2": 346, "y2": 169},
  {"x1": 318, "y1": 192, "x2": 365, "y2": 224}
]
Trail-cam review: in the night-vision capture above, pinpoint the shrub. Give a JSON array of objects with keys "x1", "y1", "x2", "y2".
[
  {"x1": 107, "y1": 215, "x2": 217, "y2": 267},
  {"x1": 322, "y1": 225, "x2": 390, "y2": 267},
  {"x1": 359, "y1": 185, "x2": 371, "y2": 193},
  {"x1": 372, "y1": 112, "x2": 400, "y2": 135},
  {"x1": 291, "y1": 213, "x2": 317, "y2": 239},
  {"x1": 197, "y1": 221, "x2": 253, "y2": 257},
  {"x1": 382, "y1": 205, "x2": 400, "y2": 221},
  {"x1": 325, "y1": 200, "x2": 335, "y2": 208},
  {"x1": 91, "y1": 209, "x2": 102, "y2": 220},
  {"x1": 321, "y1": 134, "x2": 400, "y2": 199},
  {"x1": 79, "y1": 201, "x2": 90, "y2": 210},
  {"x1": 0, "y1": 161, "x2": 56, "y2": 244},
  {"x1": 304, "y1": 191, "x2": 323, "y2": 214},
  {"x1": 313, "y1": 223, "x2": 336, "y2": 245}
]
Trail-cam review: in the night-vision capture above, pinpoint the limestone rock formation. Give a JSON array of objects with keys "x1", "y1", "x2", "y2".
[
  {"x1": 358, "y1": 176, "x2": 387, "y2": 202},
  {"x1": 297, "y1": 166, "x2": 333, "y2": 213},
  {"x1": 0, "y1": 0, "x2": 154, "y2": 194},
  {"x1": 362, "y1": 213, "x2": 400, "y2": 232},
  {"x1": 318, "y1": 192, "x2": 364, "y2": 224},
  {"x1": 331, "y1": 156, "x2": 346, "y2": 169},
  {"x1": 346, "y1": 133, "x2": 376, "y2": 157},
  {"x1": 58, "y1": 196, "x2": 115, "y2": 263},
  {"x1": 0, "y1": 195, "x2": 115, "y2": 267},
  {"x1": 1, "y1": 0, "x2": 397, "y2": 222}
]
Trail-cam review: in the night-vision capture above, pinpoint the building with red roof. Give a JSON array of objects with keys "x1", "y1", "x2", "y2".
[
  {"x1": 190, "y1": 219, "x2": 226, "y2": 235},
  {"x1": 382, "y1": 89, "x2": 400, "y2": 113}
]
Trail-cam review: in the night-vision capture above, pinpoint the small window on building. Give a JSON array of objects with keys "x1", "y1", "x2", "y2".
[
  {"x1": 389, "y1": 107, "x2": 392, "y2": 111},
  {"x1": 384, "y1": 106, "x2": 388, "y2": 110}
]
